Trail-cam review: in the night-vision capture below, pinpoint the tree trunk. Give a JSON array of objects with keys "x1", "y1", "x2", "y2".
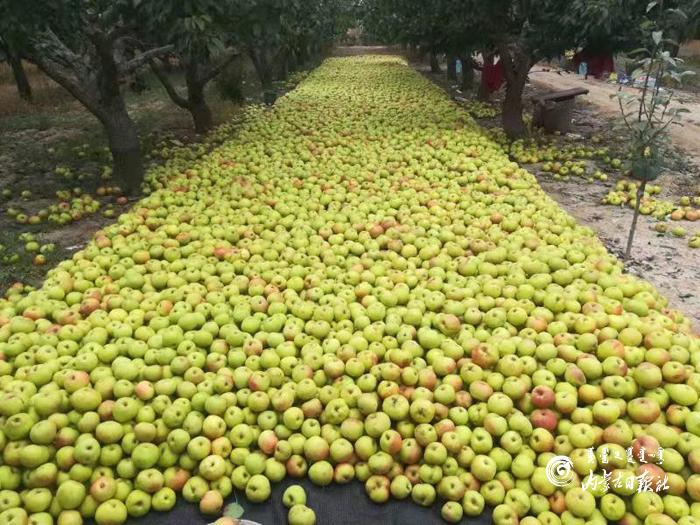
[
  {"x1": 459, "y1": 55, "x2": 474, "y2": 91},
  {"x1": 477, "y1": 53, "x2": 493, "y2": 101},
  {"x1": 274, "y1": 51, "x2": 289, "y2": 81},
  {"x1": 152, "y1": 59, "x2": 214, "y2": 134},
  {"x1": 296, "y1": 45, "x2": 309, "y2": 68},
  {"x1": 430, "y1": 51, "x2": 441, "y2": 73},
  {"x1": 7, "y1": 50, "x2": 32, "y2": 101},
  {"x1": 24, "y1": 30, "x2": 153, "y2": 195},
  {"x1": 625, "y1": 181, "x2": 647, "y2": 259},
  {"x1": 189, "y1": 99, "x2": 213, "y2": 134},
  {"x1": 184, "y1": 64, "x2": 214, "y2": 134},
  {"x1": 104, "y1": 110, "x2": 143, "y2": 196},
  {"x1": 502, "y1": 75, "x2": 527, "y2": 138},
  {"x1": 250, "y1": 48, "x2": 274, "y2": 91},
  {"x1": 447, "y1": 53, "x2": 457, "y2": 81},
  {"x1": 187, "y1": 84, "x2": 213, "y2": 134},
  {"x1": 288, "y1": 51, "x2": 299, "y2": 73},
  {"x1": 500, "y1": 44, "x2": 532, "y2": 139}
]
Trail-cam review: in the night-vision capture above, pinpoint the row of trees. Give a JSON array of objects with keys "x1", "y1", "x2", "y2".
[
  {"x1": 359, "y1": 0, "x2": 700, "y2": 139},
  {"x1": 0, "y1": 0, "x2": 353, "y2": 194}
]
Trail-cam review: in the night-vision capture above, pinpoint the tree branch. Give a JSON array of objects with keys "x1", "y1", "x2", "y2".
[
  {"x1": 32, "y1": 29, "x2": 85, "y2": 75},
  {"x1": 149, "y1": 58, "x2": 189, "y2": 108},
  {"x1": 204, "y1": 49, "x2": 242, "y2": 83},
  {"x1": 26, "y1": 30, "x2": 106, "y2": 119},
  {"x1": 120, "y1": 45, "x2": 173, "y2": 74},
  {"x1": 106, "y1": 25, "x2": 132, "y2": 44}
]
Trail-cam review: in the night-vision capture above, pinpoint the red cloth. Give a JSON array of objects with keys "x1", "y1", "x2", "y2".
[
  {"x1": 483, "y1": 59, "x2": 505, "y2": 93},
  {"x1": 573, "y1": 51, "x2": 614, "y2": 78}
]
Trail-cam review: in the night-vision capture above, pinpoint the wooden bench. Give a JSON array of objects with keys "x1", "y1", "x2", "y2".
[
  {"x1": 533, "y1": 87, "x2": 589, "y2": 104},
  {"x1": 533, "y1": 88, "x2": 589, "y2": 133}
]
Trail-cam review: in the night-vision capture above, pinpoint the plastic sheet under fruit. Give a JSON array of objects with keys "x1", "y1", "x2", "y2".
[{"x1": 127, "y1": 478, "x2": 493, "y2": 525}]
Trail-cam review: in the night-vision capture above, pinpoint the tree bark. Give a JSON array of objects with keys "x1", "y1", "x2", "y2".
[
  {"x1": 185, "y1": 75, "x2": 213, "y2": 134},
  {"x1": 447, "y1": 53, "x2": 457, "y2": 81},
  {"x1": 500, "y1": 43, "x2": 532, "y2": 139},
  {"x1": 249, "y1": 47, "x2": 274, "y2": 91},
  {"x1": 288, "y1": 51, "x2": 299, "y2": 73},
  {"x1": 274, "y1": 50, "x2": 289, "y2": 81},
  {"x1": 502, "y1": 75, "x2": 527, "y2": 138},
  {"x1": 7, "y1": 50, "x2": 32, "y2": 101},
  {"x1": 22, "y1": 29, "x2": 171, "y2": 194},
  {"x1": 625, "y1": 181, "x2": 647, "y2": 259},
  {"x1": 104, "y1": 109, "x2": 143, "y2": 196},
  {"x1": 477, "y1": 53, "x2": 493, "y2": 101},
  {"x1": 296, "y1": 45, "x2": 309, "y2": 68},
  {"x1": 459, "y1": 55, "x2": 474, "y2": 91},
  {"x1": 189, "y1": 98, "x2": 213, "y2": 134},
  {"x1": 430, "y1": 51, "x2": 441, "y2": 73},
  {"x1": 152, "y1": 60, "x2": 214, "y2": 134}
]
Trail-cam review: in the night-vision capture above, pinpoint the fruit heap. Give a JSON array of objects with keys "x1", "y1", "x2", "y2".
[
  {"x1": 0, "y1": 234, "x2": 55, "y2": 267},
  {"x1": 463, "y1": 100, "x2": 499, "y2": 119},
  {"x1": 493, "y1": 136, "x2": 619, "y2": 184},
  {"x1": 603, "y1": 180, "x2": 700, "y2": 221},
  {"x1": 0, "y1": 55, "x2": 699, "y2": 525}
]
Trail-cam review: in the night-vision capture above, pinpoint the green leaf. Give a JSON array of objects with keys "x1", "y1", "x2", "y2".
[
  {"x1": 652, "y1": 31, "x2": 662, "y2": 45},
  {"x1": 224, "y1": 503, "x2": 245, "y2": 519},
  {"x1": 646, "y1": 1, "x2": 657, "y2": 12}
]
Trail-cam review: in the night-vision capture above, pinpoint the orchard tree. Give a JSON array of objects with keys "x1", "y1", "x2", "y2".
[
  {"x1": 644, "y1": 0, "x2": 700, "y2": 55},
  {"x1": 278, "y1": 0, "x2": 353, "y2": 74},
  {"x1": 142, "y1": 1, "x2": 240, "y2": 134},
  {"x1": 229, "y1": 0, "x2": 349, "y2": 95},
  {"x1": 0, "y1": 36, "x2": 32, "y2": 101},
  {"x1": 360, "y1": 0, "x2": 455, "y2": 69},
  {"x1": 360, "y1": 0, "x2": 650, "y2": 138},
  {"x1": 472, "y1": 0, "x2": 650, "y2": 138},
  {"x1": 228, "y1": 0, "x2": 286, "y2": 95},
  {"x1": 615, "y1": 0, "x2": 696, "y2": 257},
  {"x1": 2, "y1": 0, "x2": 171, "y2": 194}
]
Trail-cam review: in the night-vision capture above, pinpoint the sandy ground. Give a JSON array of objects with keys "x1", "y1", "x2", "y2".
[{"x1": 529, "y1": 68, "x2": 700, "y2": 166}]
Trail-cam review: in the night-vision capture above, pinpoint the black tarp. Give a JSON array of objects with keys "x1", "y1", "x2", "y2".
[{"x1": 122, "y1": 478, "x2": 493, "y2": 525}]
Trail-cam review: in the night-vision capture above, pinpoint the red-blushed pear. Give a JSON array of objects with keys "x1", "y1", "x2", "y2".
[
  {"x1": 90, "y1": 476, "x2": 117, "y2": 503},
  {"x1": 530, "y1": 409, "x2": 558, "y2": 432},
  {"x1": 379, "y1": 429, "x2": 402, "y2": 455},
  {"x1": 334, "y1": 463, "x2": 355, "y2": 483},
  {"x1": 548, "y1": 491, "x2": 566, "y2": 514},
  {"x1": 286, "y1": 455, "x2": 308, "y2": 478},
  {"x1": 627, "y1": 396, "x2": 662, "y2": 424},
  {"x1": 631, "y1": 435, "x2": 661, "y2": 464},
  {"x1": 531, "y1": 385, "x2": 555, "y2": 409},
  {"x1": 164, "y1": 467, "x2": 190, "y2": 491},
  {"x1": 257, "y1": 429, "x2": 278, "y2": 455},
  {"x1": 199, "y1": 490, "x2": 223, "y2": 515}
]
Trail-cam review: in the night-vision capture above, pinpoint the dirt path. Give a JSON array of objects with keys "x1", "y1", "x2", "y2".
[{"x1": 529, "y1": 68, "x2": 700, "y2": 165}]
